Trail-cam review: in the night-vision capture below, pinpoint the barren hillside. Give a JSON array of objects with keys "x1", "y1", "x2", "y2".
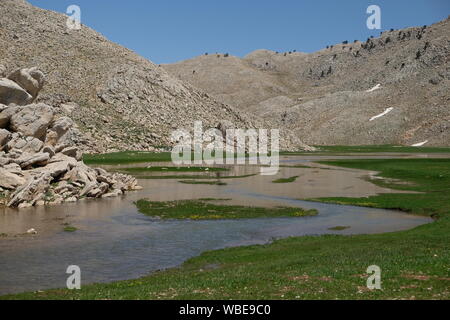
[
  {"x1": 0, "y1": 0, "x2": 309, "y2": 152},
  {"x1": 165, "y1": 18, "x2": 450, "y2": 146}
]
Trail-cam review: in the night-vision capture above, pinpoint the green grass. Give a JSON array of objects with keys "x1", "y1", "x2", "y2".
[
  {"x1": 134, "y1": 199, "x2": 318, "y2": 220},
  {"x1": 2, "y1": 157, "x2": 449, "y2": 300},
  {"x1": 316, "y1": 145, "x2": 450, "y2": 154},
  {"x1": 281, "y1": 145, "x2": 450, "y2": 155},
  {"x1": 310, "y1": 158, "x2": 450, "y2": 219},
  {"x1": 178, "y1": 180, "x2": 227, "y2": 186},
  {"x1": 328, "y1": 226, "x2": 351, "y2": 231},
  {"x1": 84, "y1": 151, "x2": 174, "y2": 164},
  {"x1": 118, "y1": 166, "x2": 228, "y2": 173},
  {"x1": 63, "y1": 225, "x2": 77, "y2": 232},
  {"x1": 272, "y1": 176, "x2": 299, "y2": 183}
]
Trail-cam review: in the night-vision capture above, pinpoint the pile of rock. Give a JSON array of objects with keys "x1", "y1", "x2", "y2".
[{"x1": 0, "y1": 66, "x2": 140, "y2": 208}]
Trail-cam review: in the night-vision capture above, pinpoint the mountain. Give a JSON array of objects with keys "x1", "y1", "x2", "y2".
[
  {"x1": 164, "y1": 17, "x2": 450, "y2": 146},
  {"x1": 0, "y1": 0, "x2": 309, "y2": 152}
]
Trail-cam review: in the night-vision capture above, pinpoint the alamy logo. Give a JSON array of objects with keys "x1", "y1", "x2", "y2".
[
  {"x1": 66, "y1": 5, "x2": 81, "y2": 30},
  {"x1": 367, "y1": 5, "x2": 381, "y2": 30},
  {"x1": 171, "y1": 121, "x2": 280, "y2": 175},
  {"x1": 366, "y1": 265, "x2": 382, "y2": 290},
  {"x1": 66, "y1": 265, "x2": 81, "y2": 290}
]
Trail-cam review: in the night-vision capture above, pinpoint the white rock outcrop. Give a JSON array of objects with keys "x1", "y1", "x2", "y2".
[{"x1": 0, "y1": 66, "x2": 141, "y2": 208}]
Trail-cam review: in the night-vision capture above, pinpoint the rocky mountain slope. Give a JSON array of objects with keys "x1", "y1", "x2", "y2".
[
  {"x1": 0, "y1": 0, "x2": 309, "y2": 152},
  {"x1": 165, "y1": 17, "x2": 450, "y2": 146}
]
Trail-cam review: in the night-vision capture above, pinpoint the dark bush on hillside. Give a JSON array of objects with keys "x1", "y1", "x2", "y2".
[
  {"x1": 224, "y1": 53, "x2": 229, "y2": 57},
  {"x1": 416, "y1": 50, "x2": 421, "y2": 59},
  {"x1": 342, "y1": 40, "x2": 348, "y2": 44}
]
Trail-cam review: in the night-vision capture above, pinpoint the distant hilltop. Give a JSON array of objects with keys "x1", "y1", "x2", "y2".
[{"x1": 165, "y1": 17, "x2": 450, "y2": 146}]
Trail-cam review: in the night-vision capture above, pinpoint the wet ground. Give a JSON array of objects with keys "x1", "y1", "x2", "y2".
[{"x1": 0, "y1": 154, "x2": 438, "y2": 295}]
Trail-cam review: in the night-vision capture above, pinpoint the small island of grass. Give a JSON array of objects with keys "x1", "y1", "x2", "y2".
[
  {"x1": 272, "y1": 176, "x2": 299, "y2": 183},
  {"x1": 135, "y1": 199, "x2": 318, "y2": 220}
]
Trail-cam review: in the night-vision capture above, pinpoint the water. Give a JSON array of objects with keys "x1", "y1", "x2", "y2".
[{"x1": 0, "y1": 156, "x2": 434, "y2": 295}]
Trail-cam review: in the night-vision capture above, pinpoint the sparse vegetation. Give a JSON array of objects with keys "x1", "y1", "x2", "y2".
[
  {"x1": 134, "y1": 199, "x2": 317, "y2": 220},
  {"x1": 178, "y1": 180, "x2": 227, "y2": 186},
  {"x1": 63, "y1": 224, "x2": 77, "y2": 232},
  {"x1": 328, "y1": 226, "x2": 351, "y2": 231},
  {"x1": 272, "y1": 176, "x2": 299, "y2": 184}
]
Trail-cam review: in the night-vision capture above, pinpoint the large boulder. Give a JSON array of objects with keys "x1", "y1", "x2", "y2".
[
  {"x1": 46, "y1": 116, "x2": 82, "y2": 148},
  {"x1": 0, "y1": 167, "x2": 26, "y2": 190},
  {"x1": 10, "y1": 103, "x2": 54, "y2": 140},
  {"x1": 0, "y1": 78, "x2": 33, "y2": 106},
  {"x1": 7, "y1": 67, "x2": 45, "y2": 101},
  {"x1": 7, "y1": 172, "x2": 53, "y2": 207},
  {"x1": 14, "y1": 152, "x2": 50, "y2": 169}
]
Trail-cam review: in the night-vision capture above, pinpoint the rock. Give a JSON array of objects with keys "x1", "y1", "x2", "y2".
[
  {"x1": 35, "y1": 200, "x2": 45, "y2": 206},
  {"x1": 26, "y1": 228, "x2": 37, "y2": 234},
  {"x1": 62, "y1": 162, "x2": 97, "y2": 185},
  {"x1": 10, "y1": 103, "x2": 54, "y2": 140},
  {"x1": 60, "y1": 102, "x2": 78, "y2": 115},
  {"x1": 0, "y1": 167, "x2": 26, "y2": 190},
  {"x1": 3, "y1": 163, "x2": 23, "y2": 176},
  {"x1": 0, "y1": 106, "x2": 20, "y2": 128},
  {"x1": 0, "y1": 128, "x2": 11, "y2": 149},
  {"x1": 8, "y1": 172, "x2": 53, "y2": 207},
  {"x1": 7, "y1": 135, "x2": 44, "y2": 153},
  {"x1": 80, "y1": 181, "x2": 97, "y2": 197},
  {"x1": 31, "y1": 159, "x2": 74, "y2": 178},
  {"x1": 48, "y1": 153, "x2": 78, "y2": 165},
  {"x1": 48, "y1": 117, "x2": 73, "y2": 139},
  {"x1": 65, "y1": 196, "x2": 77, "y2": 203},
  {"x1": 0, "y1": 65, "x2": 6, "y2": 78},
  {"x1": 42, "y1": 145, "x2": 55, "y2": 157},
  {"x1": 102, "y1": 189, "x2": 123, "y2": 198},
  {"x1": 15, "y1": 152, "x2": 50, "y2": 169},
  {"x1": 0, "y1": 78, "x2": 33, "y2": 106},
  {"x1": 44, "y1": 130, "x2": 59, "y2": 147},
  {"x1": 61, "y1": 146, "x2": 79, "y2": 159},
  {"x1": 7, "y1": 67, "x2": 45, "y2": 101},
  {"x1": 86, "y1": 188, "x2": 101, "y2": 198}
]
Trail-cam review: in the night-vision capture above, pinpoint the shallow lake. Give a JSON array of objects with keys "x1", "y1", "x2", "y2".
[{"x1": 0, "y1": 155, "x2": 435, "y2": 295}]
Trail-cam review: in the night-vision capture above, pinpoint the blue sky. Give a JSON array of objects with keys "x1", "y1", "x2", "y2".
[{"x1": 29, "y1": 0, "x2": 449, "y2": 64}]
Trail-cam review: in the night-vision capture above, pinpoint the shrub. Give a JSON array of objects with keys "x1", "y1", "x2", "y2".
[
  {"x1": 416, "y1": 50, "x2": 421, "y2": 59},
  {"x1": 342, "y1": 40, "x2": 348, "y2": 44}
]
